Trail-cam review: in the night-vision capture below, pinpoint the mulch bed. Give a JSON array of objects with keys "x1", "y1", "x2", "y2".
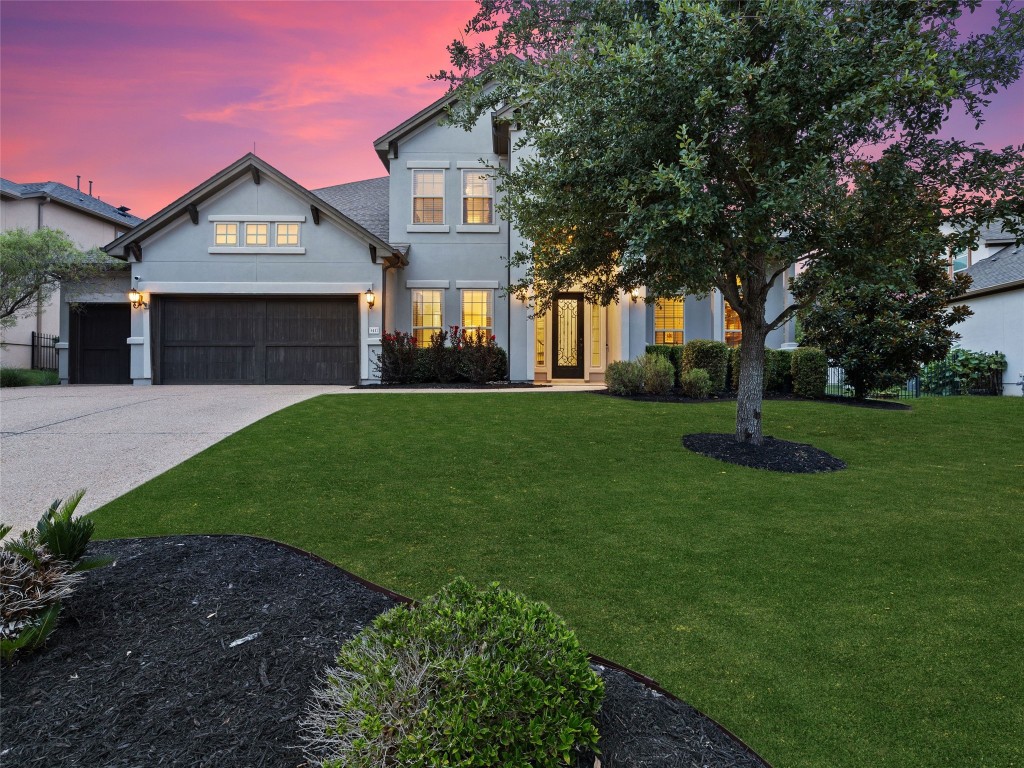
[
  {"x1": 2, "y1": 535, "x2": 769, "y2": 768},
  {"x1": 355, "y1": 381, "x2": 545, "y2": 389},
  {"x1": 596, "y1": 389, "x2": 911, "y2": 410},
  {"x1": 683, "y1": 433, "x2": 846, "y2": 473}
]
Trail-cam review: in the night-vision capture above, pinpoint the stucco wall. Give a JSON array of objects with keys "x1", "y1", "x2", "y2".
[{"x1": 955, "y1": 289, "x2": 1024, "y2": 396}]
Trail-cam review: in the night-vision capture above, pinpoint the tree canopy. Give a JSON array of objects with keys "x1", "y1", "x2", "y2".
[
  {"x1": 439, "y1": 0, "x2": 1023, "y2": 444},
  {"x1": 0, "y1": 228, "x2": 110, "y2": 328}
]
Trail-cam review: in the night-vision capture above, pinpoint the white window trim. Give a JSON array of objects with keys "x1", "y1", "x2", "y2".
[
  {"x1": 461, "y1": 169, "x2": 495, "y2": 227},
  {"x1": 411, "y1": 168, "x2": 445, "y2": 227},
  {"x1": 412, "y1": 289, "x2": 444, "y2": 344},
  {"x1": 406, "y1": 280, "x2": 450, "y2": 289},
  {"x1": 654, "y1": 297, "x2": 686, "y2": 346},
  {"x1": 208, "y1": 215, "x2": 306, "y2": 222},
  {"x1": 456, "y1": 160, "x2": 499, "y2": 169},
  {"x1": 406, "y1": 160, "x2": 451, "y2": 169},
  {"x1": 209, "y1": 247, "x2": 306, "y2": 255}
]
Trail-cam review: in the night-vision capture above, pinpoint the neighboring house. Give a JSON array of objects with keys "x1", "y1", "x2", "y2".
[
  {"x1": 66, "y1": 93, "x2": 794, "y2": 386},
  {"x1": 0, "y1": 178, "x2": 141, "y2": 371},
  {"x1": 952, "y1": 241, "x2": 1024, "y2": 396}
]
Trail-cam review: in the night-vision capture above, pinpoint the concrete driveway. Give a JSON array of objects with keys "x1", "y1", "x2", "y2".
[{"x1": 0, "y1": 385, "x2": 346, "y2": 536}]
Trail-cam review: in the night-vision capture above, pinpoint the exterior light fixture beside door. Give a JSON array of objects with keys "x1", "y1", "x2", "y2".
[
  {"x1": 365, "y1": 288, "x2": 376, "y2": 308},
  {"x1": 129, "y1": 277, "x2": 148, "y2": 309}
]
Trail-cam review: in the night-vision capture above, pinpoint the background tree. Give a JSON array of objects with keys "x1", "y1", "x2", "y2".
[
  {"x1": 0, "y1": 228, "x2": 108, "y2": 328},
  {"x1": 438, "y1": 0, "x2": 1023, "y2": 445}
]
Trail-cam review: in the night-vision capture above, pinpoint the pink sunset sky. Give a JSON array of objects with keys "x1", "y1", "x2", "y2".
[{"x1": 2, "y1": 0, "x2": 1021, "y2": 219}]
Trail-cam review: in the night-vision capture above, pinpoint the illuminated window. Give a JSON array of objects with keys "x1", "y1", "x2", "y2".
[
  {"x1": 462, "y1": 171, "x2": 494, "y2": 225},
  {"x1": 535, "y1": 311, "x2": 546, "y2": 368},
  {"x1": 215, "y1": 223, "x2": 238, "y2": 246},
  {"x1": 461, "y1": 290, "x2": 493, "y2": 338},
  {"x1": 412, "y1": 289, "x2": 443, "y2": 346},
  {"x1": 276, "y1": 222, "x2": 299, "y2": 246},
  {"x1": 591, "y1": 305, "x2": 601, "y2": 367},
  {"x1": 724, "y1": 301, "x2": 742, "y2": 347},
  {"x1": 654, "y1": 298, "x2": 685, "y2": 345},
  {"x1": 413, "y1": 170, "x2": 444, "y2": 224},
  {"x1": 245, "y1": 222, "x2": 269, "y2": 246}
]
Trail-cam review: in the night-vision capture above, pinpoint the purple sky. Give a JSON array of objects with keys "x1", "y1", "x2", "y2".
[{"x1": 1, "y1": 0, "x2": 1020, "y2": 218}]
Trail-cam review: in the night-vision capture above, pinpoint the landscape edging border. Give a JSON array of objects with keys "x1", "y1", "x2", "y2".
[{"x1": 136, "y1": 532, "x2": 772, "y2": 768}]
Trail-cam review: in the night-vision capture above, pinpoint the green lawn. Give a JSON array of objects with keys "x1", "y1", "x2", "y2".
[{"x1": 91, "y1": 394, "x2": 1023, "y2": 767}]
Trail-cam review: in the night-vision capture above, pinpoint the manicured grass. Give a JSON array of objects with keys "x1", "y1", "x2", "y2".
[{"x1": 91, "y1": 394, "x2": 1023, "y2": 767}]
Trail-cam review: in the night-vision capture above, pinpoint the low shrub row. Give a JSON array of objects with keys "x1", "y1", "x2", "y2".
[
  {"x1": 1, "y1": 491, "x2": 109, "y2": 662},
  {"x1": 0, "y1": 368, "x2": 59, "y2": 388},
  {"x1": 920, "y1": 348, "x2": 1008, "y2": 395},
  {"x1": 607, "y1": 353, "x2": 675, "y2": 396},
  {"x1": 374, "y1": 327, "x2": 509, "y2": 385}
]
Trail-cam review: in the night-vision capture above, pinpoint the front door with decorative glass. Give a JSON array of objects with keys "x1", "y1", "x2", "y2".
[{"x1": 551, "y1": 293, "x2": 584, "y2": 379}]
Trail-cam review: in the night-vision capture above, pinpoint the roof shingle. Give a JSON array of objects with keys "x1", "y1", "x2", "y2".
[
  {"x1": 311, "y1": 177, "x2": 389, "y2": 243},
  {"x1": 963, "y1": 243, "x2": 1024, "y2": 294},
  {"x1": 1, "y1": 178, "x2": 143, "y2": 228}
]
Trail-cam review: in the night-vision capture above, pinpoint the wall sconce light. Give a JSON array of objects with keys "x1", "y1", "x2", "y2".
[
  {"x1": 129, "y1": 277, "x2": 148, "y2": 309},
  {"x1": 630, "y1": 287, "x2": 640, "y2": 303},
  {"x1": 365, "y1": 288, "x2": 376, "y2": 308}
]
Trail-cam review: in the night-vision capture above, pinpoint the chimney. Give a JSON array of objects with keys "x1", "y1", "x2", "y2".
[
  {"x1": 88, "y1": 180, "x2": 93, "y2": 196},
  {"x1": 76, "y1": 175, "x2": 81, "y2": 191}
]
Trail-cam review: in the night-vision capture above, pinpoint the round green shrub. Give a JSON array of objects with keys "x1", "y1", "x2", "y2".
[
  {"x1": 302, "y1": 578, "x2": 603, "y2": 768},
  {"x1": 680, "y1": 367, "x2": 714, "y2": 399},
  {"x1": 638, "y1": 353, "x2": 674, "y2": 395},
  {"x1": 680, "y1": 340, "x2": 730, "y2": 391},
  {"x1": 791, "y1": 347, "x2": 828, "y2": 398},
  {"x1": 606, "y1": 359, "x2": 644, "y2": 395}
]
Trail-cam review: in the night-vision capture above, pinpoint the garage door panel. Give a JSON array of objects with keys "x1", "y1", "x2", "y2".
[
  {"x1": 265, "y1": 346, "x2": 358, "y2": 384},
  {"x1": 162, "y1": 345, "x2": 255, "y2": 383},
  {"x1": 159, "y1": 297, "x2": 358, "y2": 385}
]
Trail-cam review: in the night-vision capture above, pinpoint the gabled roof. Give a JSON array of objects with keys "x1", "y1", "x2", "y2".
[
  {"x1": 1, "y1": 177, "x2": 143, "y2": 228},
  {"x1": 372, "y1": 89, "x2": 461, "y2": 170},
  {"x1": 312, "y1": 177, "x2": 389, "y2": 242},
  {"x1": 103, "y1": 154, "x2": 399, "y2": 262},
  {"x1": 960, "y1": 243, "x2": 1024, "y2": 297},
  {"x1": 979, "y1": 222, "x2": 1017, "y2": 246}
]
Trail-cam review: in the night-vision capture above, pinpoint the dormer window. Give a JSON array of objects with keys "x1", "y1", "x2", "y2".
[
  {"x1": 215, "y1": 223, "x2": 238, "y2": 245},
  {"x1": 462, "y1": 171, "x2": 494, "y2": 225},
  {"x1": 413, "y1": 169, "x2": 444, "y2": 224}
]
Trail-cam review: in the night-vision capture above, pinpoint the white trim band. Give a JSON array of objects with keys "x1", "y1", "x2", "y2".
[
  {"x1": 208, "y1": 215, "x2": 306, "y2": 222},
  {"x1": 137, "y1": 282, "x2": 372, "y2": 294},
  {"x1": 456, "y1": 281, "x2": 500, "y2": 289},
  {"x1": 405, "y1": 160, "x2": 451, "y2": 169},
  {"x1": 406, "y1": 280, "x2": 450, "y2": 289},
  {"x1": 456, "y1": 160, "x2": 499, "y2": 169},
  {"x1": 208, "y1": 247, "x2": 306, "y2": 255},
  {"x1": 406, "y1": 224, "x2": 450, "y2": 233}
]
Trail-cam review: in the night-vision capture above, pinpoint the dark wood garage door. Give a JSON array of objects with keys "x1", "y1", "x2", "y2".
[
  {"x1": 157, "y1": 297, "x2": 359, "y2": 384},
  {"x1": 70, "y1": 304, "x2": 131, "y2": 384}
]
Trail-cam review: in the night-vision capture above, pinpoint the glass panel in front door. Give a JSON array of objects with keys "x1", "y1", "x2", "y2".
[{"x1": 557, "y1": 298, "x2": 578, "y2": 367}]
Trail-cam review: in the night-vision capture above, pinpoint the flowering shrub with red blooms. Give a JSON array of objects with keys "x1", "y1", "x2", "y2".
[
  {"x1": 374, "y1": 331, "x2": 419, "y2": 384},
  {"x1": 375, "y1": 327, "x2": 509, "y2": 385}
]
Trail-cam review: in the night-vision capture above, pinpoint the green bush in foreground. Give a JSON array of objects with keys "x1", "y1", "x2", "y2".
[
  {"x1": 680, "y1": 367, "x2": 714, "y2": 399},
  {"x1": 606, "y1": 359, "x2": 644, "y2": 395},
  {"x1": 0, "y1": 368, "x2": 59, "y2": 387},
  {"x1": 681, "y1": 340, "x2": 730, "y2": 392},
  {"x1": 791, "y1": 347, "x2": 828, "y2": 399},
  {"x1": 638, "y1": 353, "x2": 674, "y2": 395},
  {"x1": 302, "y1": 578, "x2": 603, "y2": 768},
  {"x1": 645, "y1": 344, "x2": 684, "y2": 386}
]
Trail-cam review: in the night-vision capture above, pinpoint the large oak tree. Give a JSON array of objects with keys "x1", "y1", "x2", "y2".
[{"x1": 439, "y1": 0, "x2": 1023, "y2": 444}]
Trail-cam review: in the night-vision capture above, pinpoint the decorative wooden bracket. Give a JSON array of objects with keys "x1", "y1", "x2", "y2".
[
  {"x1": 186, "y1": 203, "x2": 199, "y2": 225},
  {"x1": 127, "y1": 242, "x2": 143, "y2": 262},
  {"x1": 310, "y1": 205, "x2": 320, "y2": 225},
  {"x1": 250, "y1": 166, "x2": 261, "y2": 185}
]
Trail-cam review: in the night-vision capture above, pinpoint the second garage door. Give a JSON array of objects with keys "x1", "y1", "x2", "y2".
[{"x1": 158, "y1": 297, "x2": 359, "y2": 384}]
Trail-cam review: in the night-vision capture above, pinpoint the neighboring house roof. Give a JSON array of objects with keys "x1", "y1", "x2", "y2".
[
  {"x1": 103, "y1": 154, "x2": 402, "y2": 264},
  {"x1": 979, "y1": 222, "x2": 1017, "y2": 246},
  {"x1": 312, "y1": 177, "x2": 389, "y2": 243},
  {"x1": 959, "y1": 243, "x2": 1024, "y2": 298},
  {"x1": 1, "y1": 177, "x2": 143, "y2": 228}
]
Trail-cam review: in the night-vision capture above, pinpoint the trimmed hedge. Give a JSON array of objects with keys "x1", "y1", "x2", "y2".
[
  {"x1": 638, "y1": 353, "x2": 674, "y2": 394},
  {"x1": 645, "y1": 345, "x2": 684, "y2": 386},
  {"x1": 606, "y1": 360, "x2": 644, "y2": 395},
  {"x1": 680, "y1": 368, "x2": 713, "y2": 399},
  {"x1": 681, "y1": 340, "x2": 729, "y2": 392},
  {"x1": 792, "y1": 347, "x2": 828, "y2": 398}
]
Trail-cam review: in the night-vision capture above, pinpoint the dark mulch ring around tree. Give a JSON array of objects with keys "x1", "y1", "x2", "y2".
[
  {"x1": 683, "y1": 433, "x2": 846, "y2": 473},
  {"x1": 596, "y1": 389, "x2": 911, "y2": 410},
  {"x1": 2, "y1": 535, "x2": 769, "y2": 768},
  {"x1": 355, "y1": 381, "x2": 546, "y2": 389}
]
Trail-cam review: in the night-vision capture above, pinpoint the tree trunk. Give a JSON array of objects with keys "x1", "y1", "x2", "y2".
[{"x1": 735, "y1": 320, "x2": 769, "y2": 445}]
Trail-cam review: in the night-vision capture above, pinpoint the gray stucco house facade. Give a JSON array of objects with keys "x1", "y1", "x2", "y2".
[{"x1": 61, "y1": 92, "x2": 794, "y2": 385}]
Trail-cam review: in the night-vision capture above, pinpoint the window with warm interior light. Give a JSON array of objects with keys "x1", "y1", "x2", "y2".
[
  {"x1": 591, "y1": 306, "x2": 602, "y2": 367},
  {"x1": 724, "y1": 301, "x2": 742, "y2": 347},
  {"x1": 276, "y1": 223, "x2": 299, "y2": 246},
  {"x1": 535, "y1": 311, "x2": 546, "y2": 368},
  {"x1": 215, "y1": 223, "x2": 238, "y2": 246},
  {"x1": 412, "y1": 289, "x2": 443, "y2": 346},
  {"x1": 413, "y1": 170, "x2": 444, "y2": 224},
  {"x1": 461, "y1": 290, "x2": 493, "y2": 338},
  {"x1": 462, "y1": 171, "x2": 494, "y2": 225},
  {"x1": 654, "y1": 298, "x2": 685, "y2": 345},
  {"x1": 245, "y1": 222, "x2": 269, "y2": 246}
]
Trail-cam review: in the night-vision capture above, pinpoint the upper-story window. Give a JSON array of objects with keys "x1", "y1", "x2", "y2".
[
  {"x1": 413, "y1": 170, "x2": 445, "y2": 225},
  {"x1": 654, "y1": 298, "x2": 685, "y2": 345},
  {"x1": 215, "y1": 223, "x2": 238, "y2": 246},
  {"x1": 245, "y1": 222, "x2": 269, "y2": 247},
  {"x1": 462, "y1": 171, "x2": 494, "y2": 225},
  {"x1": 276, "y1": 223, "x2": 300, "y2": 246}
]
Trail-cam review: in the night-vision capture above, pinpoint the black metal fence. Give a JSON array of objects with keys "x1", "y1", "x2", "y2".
[
  {"x1": 825, "y1": 365, "x2": 1004, "y2": 400},
  {"x1": 31, "y1": 332, "x2": 58, "y2": 372}
]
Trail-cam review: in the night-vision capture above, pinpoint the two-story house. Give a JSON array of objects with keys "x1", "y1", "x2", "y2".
[{"x1": 77, "y1": 92, "x2": 793, "y2": 385}]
